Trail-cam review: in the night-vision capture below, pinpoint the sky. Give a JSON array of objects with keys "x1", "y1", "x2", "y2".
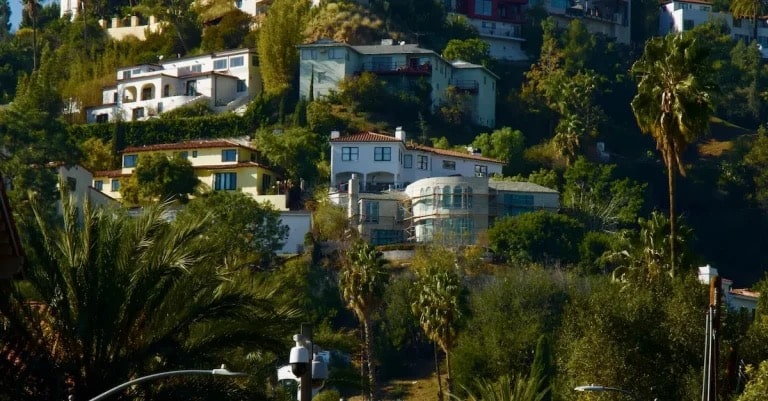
[{"x1": 9, "y1": 0, "x2": 21, "y2": 31}]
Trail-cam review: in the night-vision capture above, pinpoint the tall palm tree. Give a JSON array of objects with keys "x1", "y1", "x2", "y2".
[
  {"x1": 411, "y1": 247, "x2": 465, "y2": 400},
  {"x1": 730, "y1": 0, "x2": 768, "y2": 41},
  {"x1": 456, "y1": 375, "x2": 548, "y2": 401},
  {"x1": 0, "y1": 192, "x2": 299, "y2": 401},
  {"x1": 339, "y1": 240, "x2": 389, "y2": 401},
  {"x1": 630, "y1": 33, "x2": 714, "y2": 275}
]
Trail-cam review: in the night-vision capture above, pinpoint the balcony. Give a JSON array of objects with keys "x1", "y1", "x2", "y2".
[
  {"x1": 359, "y1": 62, "x2": 432, "y2": 76},
  {"x1": 450, "y1": 80, "x2": 479, "y2": 94}
]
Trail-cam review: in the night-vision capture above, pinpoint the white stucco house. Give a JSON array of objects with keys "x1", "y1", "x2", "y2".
[
  {"x1": 329, "y1": 127, "x2": 504, "y2": 192},
  {"x1": 698, "y1": 265, "x2": 760, "y2": 315},
  {"x1": 297, "y1": 39, "x2": 498, "y2": 127},
  {"x1": 86, "y1": 48, "x2": 261, "y2": 123},
  {"x1": 327, "y1": 127, "x2": 559, "y2": 245},
  {"x1": 659, "y1": 0, "x2": 768, "y2": 57}
]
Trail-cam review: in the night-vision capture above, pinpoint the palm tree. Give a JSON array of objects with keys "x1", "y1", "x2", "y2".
[
  {"x1": 0, "y1": 192, "x2": 299, "y2": 401},
  {"x1": 630, "y1": 33, "x2": 714, "y2": 275},
  {"x1": 456, "y1": 375, "x2": 548, "y2": 401},
  {"x1": 411, "y1": 247, "x2": 465, "y2": 400},
  {"x1": 730, "y1": 0, "x2": 768, "y2": 41},
  {"x1": 339, "y1": 240, "x2": 389, "y2": 401}
]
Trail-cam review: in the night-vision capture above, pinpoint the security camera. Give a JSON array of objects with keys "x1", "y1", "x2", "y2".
[{"x1": 289, "y1": 335, "x2": 310, "y2": 377}]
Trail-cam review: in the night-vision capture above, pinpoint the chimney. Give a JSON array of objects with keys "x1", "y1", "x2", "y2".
[
  {"x1": 130, "y1": 15, "x2": 139, "y2": 27},
  {"x1": 112, "y1": 17, "x2": 120, "y2": 28},
  {"x1": 395, "y1": 126, "x2": 406, "y2": 142},
  {"x1": 698, "y1": 264, "x2": 719, "y2": 285},
  {"x1": 348, "y1": 174, "x2": 359, "y2": 219},
  {"x1": 331, "y1": 130, "x2": 340, "y2": 139}
]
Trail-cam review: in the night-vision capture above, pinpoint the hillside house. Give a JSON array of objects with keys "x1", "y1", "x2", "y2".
[
  {"x1": 86, "y1": 48, "x2": 261, "y2": 123},
  {"x1": 444, "y1": 0, "x2": 529, "y2": 61},
  {"x1": 91, "y1": 138, "x2": 287, "y2": 210},
  {"x1": 298, "y1": 40, "x2": 498, "y2": 127}
]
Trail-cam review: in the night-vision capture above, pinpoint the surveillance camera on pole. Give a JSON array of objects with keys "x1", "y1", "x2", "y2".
[{"x1": 289, "y1": 334, "x2": 310, "y2": 377}]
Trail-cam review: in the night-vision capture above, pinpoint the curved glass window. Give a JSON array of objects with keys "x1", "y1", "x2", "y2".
[
  {"x1": 442, "y1": 186, "x2": 451, "y2": 208},
  {"x1": 453, "y1": 186, "x2": 462, "y2": 208},
  {"x1": 466, "y1": 187, "x2": 473, "y2": 208}
]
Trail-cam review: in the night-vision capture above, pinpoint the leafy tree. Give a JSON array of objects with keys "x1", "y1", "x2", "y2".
[
  {"x1": 0, "y1": 193, "x2": 299, "y2": 401},
  {"x1": 488, "y1": 211, "x2": 585, "y2": 265},
  {"x1": 562, "y1": 157, "x2": 646, "y2": 232},
  {"x1": 0, "y1": 0, "x2": 10, "y2": 40},
  {"x1": 339, "y1": 240, "x2": 390, "y2": 400},
  {"x1": 257, "y1": 0, "x2": 310, "y2": 95},
  {"x1": 439, "y1": 85, "x2": 473, "y2": 126},
  {"x1": 471, "y1": 127, "x2": 526, "y2": 175},
  {"x1": 304, "y1": 1, "x2": 387, "y2": 45},
  {"x1": 561, "y1": 19, "x2": 595, "y2": 74},
  {"x1": 630, "y1": 33, "x2": 715, "y2": 274},
  {"x1": 337, "y1": 71, "x2": 389, "y2": 113},
  {"x1": 307, "y1": 100, "x2": 340, "y2": 134},
  {"x1": 742, "y1": 129, "x2": 768, "y2": 211},
  {"x1": 252, "y1": 127, "x2": 326, "y2": 185},
  {"x1": 308, "y1": 188, "x2": 350, "y2": 241},
  {"x1": 176, "y1": 191, "x2": 289, "y2": 268},
  {"x1": 452, "y1": 269, "x2": 566, "y2": 388},
  {"x1": 119, "y1": 153, "x2": 200, "y2": 204},
  {"x1": 78, "y1": 137, "x2": 119, "y2": 172},
  {"x1": 442, "y1": 38, "x2": 491, "y2": 66},
  {"x1": 738, "y1": 360, "x2": 768, "y2": 401},
  {"x1": 200, "y1": 9, "x2": 252, "y2": 51},
  {"x1": 411, "y1": 246, "x2": 466, "y2": 399}
]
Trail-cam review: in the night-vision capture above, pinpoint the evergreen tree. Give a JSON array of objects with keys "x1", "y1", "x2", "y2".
[{"x1": 257, "y1": 0, "x2": 310, "y2": 95}]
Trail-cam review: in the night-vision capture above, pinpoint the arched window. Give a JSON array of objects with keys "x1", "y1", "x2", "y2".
[
  {"x1": 466, "y1": 187, "x2": 473, "y2": 209},
  {"x1": 442, "y1": 186, "x2": 451, "y2": 208},
  {"x1": 453, "y1": 186, "x2": 462, "y2": 208}
]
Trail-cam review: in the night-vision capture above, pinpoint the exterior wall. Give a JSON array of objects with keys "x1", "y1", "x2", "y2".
[
  {"x1": 542, "y1": 0, "x2": 631, "y2": 44},
  {"x1": 451, "y1": 66, "x2": 497, "y2": 127},
  {"x1": 298, "y1": 45, "x2": 350, "y2": 99},
  {"x1": 466, "y1": 17, "x2": 528, "y2": 61},
  {"x1": 659, "y1": 2, "x2": 722, "y2": 35},
  {"x1": 92, "y1": 175, "x2": 126, "y2": 200},
  {"x1": 278, "y1": 211, "x2": 312, "y2": 254},
  {"x1": 100, "y1": 16, "x2": 165, "y2": 41}
]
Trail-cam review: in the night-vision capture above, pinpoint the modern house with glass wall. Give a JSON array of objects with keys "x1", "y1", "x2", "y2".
[{"x1": 328, "y1": 128, "x2": 559, "y2": 245}]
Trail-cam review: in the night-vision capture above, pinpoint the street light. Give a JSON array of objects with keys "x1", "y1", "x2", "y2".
[
  {"x1": 88, "y1": 365, "x2": 247, "y2": 401},
  {"x1": 574, "y1": 384, "x2": 642, "y2": 401}
]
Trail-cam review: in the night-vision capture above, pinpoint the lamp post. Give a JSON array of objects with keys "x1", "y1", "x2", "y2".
[
  {"x1": 574, "y1": 384, "x2": 642, "y2": 401},
  {"x1": 87, "y1": 365, "x2": 247, "y2": 401}
]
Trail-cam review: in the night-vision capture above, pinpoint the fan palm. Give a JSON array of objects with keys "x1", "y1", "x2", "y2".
[
  {"x1": 455, "y1": 375, "x2": 548, "y2": 401},
  {"x1": 339, "y1": 240, "x2": 389, "y2": 400},
  {"x1": 730, "y1": 0, "x2": 768, "y2": 41},
  {"x1": 630, "y1": 33, "x2": 714, "y2": 275},
  {"x1": 411, "y1": 248, "x2": 465, "y2": 399},
  {"x1": 0, "y1": 192, "x2": 299, "y2": 401}
]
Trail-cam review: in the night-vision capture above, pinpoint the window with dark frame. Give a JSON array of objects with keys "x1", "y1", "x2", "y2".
[
  {"x1": 374, "y1": 147, "x2": 391, "y2": 161},
  {"x1": 342, "y1": 147, "x2": 359, "y2": 161}
]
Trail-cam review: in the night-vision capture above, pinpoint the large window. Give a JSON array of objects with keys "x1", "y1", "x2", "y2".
[
  {"x1": 363, "y1": 201, "x2": 379, "y2": 223},
  {"x1": 371, "y1": 229, "x2": 403, "y2": 245},
  {"x1": 301, "y1": 49, "x2": 318, "y2": 60},
  {"x1": 222, "y1": 149, "x2": 237, "y2": 162},
  {"x1": 213, "y1": 58, "x2": 228, "y2": 70},
  {"x1": 214, "y1": 172, "x2": 237, "y2": 190},
  {"x1": 403, "y1": 154, "x2": 413, "y2": 168},
  {"x1": 123, "y1": 154, "x2": 138, "y2": 168},
  {"x1": 342, "y1": 147, "x2": 359, "y2": 161},
  {"x1": 230, "y1": 56, "x2": 244, "y2": 67},
  {"x1": 132, "y1": 107, "x2": 144, "y2": 120},
  {"x1": 111, "y1": 179, "x2": 120, "y2": 192},
  {"x1": 237, "y1": 79, "x2": 247, "y2": 92},
  {"x1": 442, "y1": 160, "x2": 456, "y2": 170},
  {"x1": 186, "y1": 80, "x2": 197, "y2": 96},
  {"x1": 475, "y1": 0, "x2": 492, "y2": 15},
  {"x1": 417, "y1": 155, "x2": 429, "y2": 170},
  {"x1": 94, "y1": 180, "x2": 103, "y2": 191},
  {"x1": 328, "y1": 48, "x2": 344, "y2": 59},
  {"x1": 374, "y1": 147, "x2": 391, "y2": 161},
  {"x1": 503, "y1": 193, "x2": 534, "y2": 216}
]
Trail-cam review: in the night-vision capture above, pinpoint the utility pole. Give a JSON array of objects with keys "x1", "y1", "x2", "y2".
[
  {"x1": 702, "y1": 276, "x2": 721, "y2": 401},
  {"x1": 300, "y1": 323, "x2": 313, "y2": 401}
]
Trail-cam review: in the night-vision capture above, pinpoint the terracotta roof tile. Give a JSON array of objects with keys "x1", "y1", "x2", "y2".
[
  {"x1": 330, "y1": 132, "x2": 403, "y2": 143},
  {"x1": 409, "y1": 144, "x2": 504, "y2": 164},
  {"x1": 93, "y1": 169, "x2": 129, "y2": 178}
]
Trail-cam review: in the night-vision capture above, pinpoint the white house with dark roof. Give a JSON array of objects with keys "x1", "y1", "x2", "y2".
[
  {"x1": 298, "y1": 39, "x2": 498, "y2": 127},
  {"x1": 86, "y1": 48, "x2": 261, "y2": 123},
  {"x1": 329, "y1": 127, "x2": 504, "y2": 192}
]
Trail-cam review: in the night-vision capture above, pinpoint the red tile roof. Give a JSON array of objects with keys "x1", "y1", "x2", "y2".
[
  {"x1": 409, "y1": 144, "x2": 503, "y2": 164},
  {"x1": 730, "y1": 288, "x2": 760, "y2": 299},
  {"x1": 198, "y1": 161, "x2": 269, "y2": 170},
  {"x1": 330, "y1": 132, "x2": 403, "y2": 143},
  {"x1": 122, "y1": 139, "x2": 257, "y2": 153},
  {"x1": 92, "y1": 170, "x2": 129, "y2": 178},
  {"x1": 0, "y1": 175, "x2": 24, "y2": 278}
]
